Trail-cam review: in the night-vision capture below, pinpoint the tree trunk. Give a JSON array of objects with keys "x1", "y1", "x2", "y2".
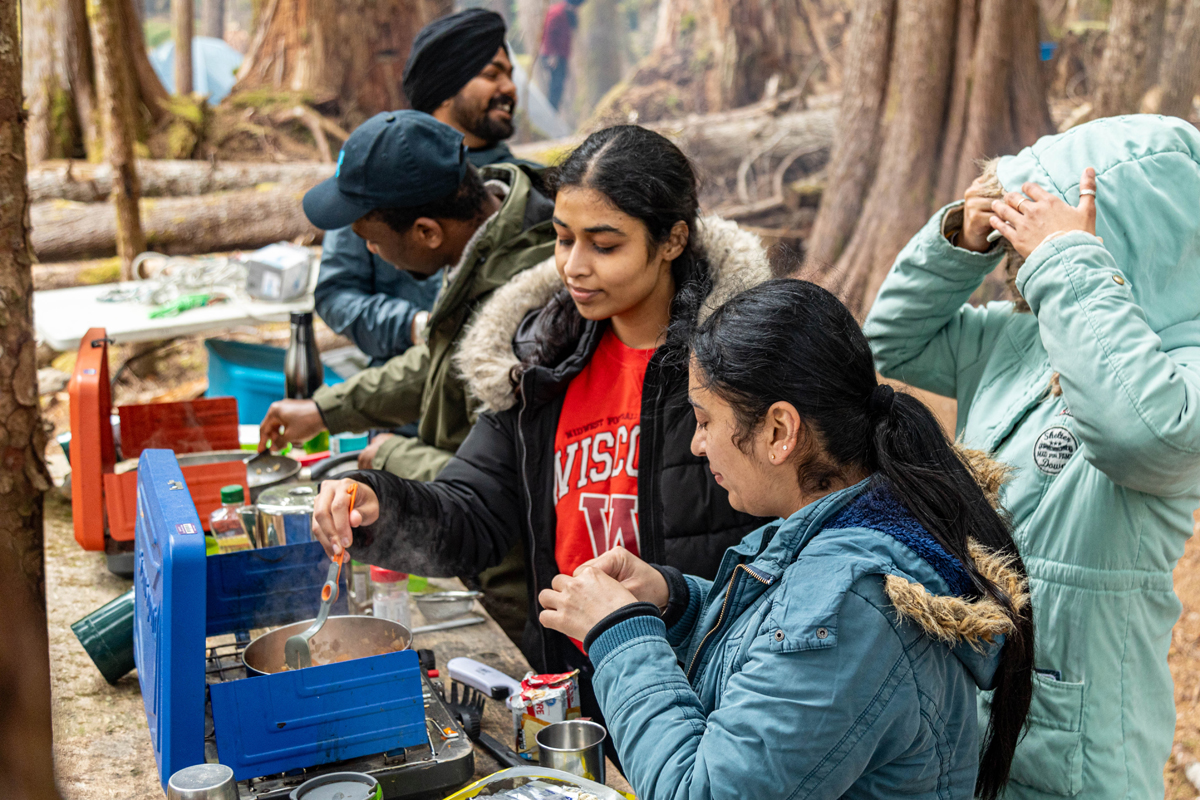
[
  {"x1": 28, "y1": 158, "x2": 335, "y2": 202},
  {"x1": 1156, "y1": 0, "x2": 1200, "y2": 117},
  {"x1": 592, "y1": 0, "x2": 840, "y2": 123},
  {"x1": 948, "y1": 0, "x2": 1014, "y2": 197},
  {"x1": 89, "y1": 0, "x2": 146, "y2": 277},
  {"x1": 118, "y1": 0, "x2": 171, "y2": 123},
  {"x1": 1009, "y1": 0, "x2": 1055, "y2": 144},
  {"x1": 233, "y1": 0, "x2": 444, "y2": 118},
  {"x1": 813, "y1": 0, "x2": 1052, "y2": 315},
  {"x1": 574, "y1": 0, "x2": 625, "y2": 112},
  {"x1": 518, "y1": 102, "x2": 837, "y2": 198},
  {"x1": 517, "y1": 0, "x2": 548, "y2": 57},
  {"x1": 805, "y1": 0, "x2": 895, "y2": 269},
  {"x1": 30, "y1": 183, "x2": 320, "y2": 260},
  {"x1": 22, "y1": 0, "x2": 101, "y2": 163},
  {"x1": 827, "y1": 0, "x2": 957, "y2": 315},
  {"x1": 24, "y1": 0, "x2": 170, "y2": 165},
  {"x1": 1143, "y1": 0, "x2": 1168, "y2": 89},
  {"x1": 1092, "y1": 0, "x2": 1166, "y2": 118},
  {"x1": 201, "y1": 0, "x2": 225, "y2": 39},
  {"x1": 174, "y1": 0, "x2": 194, "y2": 95},
  {"x1": 0, "y1": 0, "x2": 58, "y2": 798}
]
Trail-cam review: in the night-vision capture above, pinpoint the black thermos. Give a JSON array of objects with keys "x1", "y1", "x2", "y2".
[{"x1": 285, "y1": 312, "x2": 323, "y2": 399}]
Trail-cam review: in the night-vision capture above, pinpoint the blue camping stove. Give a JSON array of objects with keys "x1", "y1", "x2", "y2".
[{"x1": 133, "y1": 450, "x2": 473, "y2": 798}]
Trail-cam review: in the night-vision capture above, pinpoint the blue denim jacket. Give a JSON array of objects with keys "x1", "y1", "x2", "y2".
[
  {"x1": 314, "y1": 225, "x2": 441, "y2": 363},
  {"x1": 588, "y1": 481, "x2": 1009, "y2": 800}
]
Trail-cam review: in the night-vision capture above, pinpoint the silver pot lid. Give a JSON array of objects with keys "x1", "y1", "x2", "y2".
[{"x1": 255, "y1": 482, "x2": 319, "y2": 514}]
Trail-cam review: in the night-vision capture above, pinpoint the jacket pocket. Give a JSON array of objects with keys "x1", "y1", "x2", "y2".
[{"x1": 1002, "y1": 673, "x2": 1086, "y2": 796}]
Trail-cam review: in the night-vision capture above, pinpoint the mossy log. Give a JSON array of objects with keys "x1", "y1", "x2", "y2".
[
  {"x1": 30, "y1": 184, "x2": 320, "y2": 261},
  {"x1": 28, "y1": 159, "x2": 335, "y2": 202}
]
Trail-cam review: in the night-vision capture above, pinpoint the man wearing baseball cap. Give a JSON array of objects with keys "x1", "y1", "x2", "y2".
[
  {"x1": 262, "y1": 110, "x2": 553, "y2": 481},
  {"x1": 314, "y1": 9, "x2": 535, "y2": 376},
  {"x1": 262, "y1": 111, "x2": 553, "y2": 646}
]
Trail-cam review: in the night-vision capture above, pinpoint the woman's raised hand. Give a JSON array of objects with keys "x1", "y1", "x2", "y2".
[
  {"x1": 539, "y1": 568, "x2": 639, "y2": 643},
  {"x1": 958, "y1": 175, "x2": 1002, "y2": 253},
  {"x1": 311, "y1": 478, "x2": 378, "y2": 559},
  {"x1": 575, "y1": 546, "x2": 669, "y2": 610},
  {"x1": 989, "y1": 167, "x2": 1098, "y2": 258}
]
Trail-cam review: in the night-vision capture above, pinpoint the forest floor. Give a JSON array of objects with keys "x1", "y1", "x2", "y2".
[{"x1": 1166, "y1": 512, "x2": 1200, "y2": 798}]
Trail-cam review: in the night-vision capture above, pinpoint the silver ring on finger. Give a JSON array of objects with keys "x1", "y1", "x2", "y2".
[
  {"x1": 1015, "y1": 197, "x2": 1028, "y2": 213},
  {"x1": 1079, "y1": 189, "x2": 1096, "y2": 196}
]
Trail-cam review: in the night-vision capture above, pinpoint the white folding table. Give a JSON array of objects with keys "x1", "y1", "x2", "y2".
[{"x1": 34, "y1": 282, "x2": 316, "y2": 351}]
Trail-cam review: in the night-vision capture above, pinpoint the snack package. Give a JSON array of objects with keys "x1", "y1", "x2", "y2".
[{"x1": 504, "y1": 671, "x2": 582, "y2": 759}]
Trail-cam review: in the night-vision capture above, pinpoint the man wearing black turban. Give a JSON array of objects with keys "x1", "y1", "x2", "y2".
[
  {"x1": 315, "y1": 8, "x2": 534, "y2": 372},
  {"x1": 403, "y1": 8, "x2": 522, "y2": 158}
]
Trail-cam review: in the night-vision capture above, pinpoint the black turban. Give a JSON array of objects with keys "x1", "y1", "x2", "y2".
[{"x1": 403, "y1": 9, "x2": 508, "y2": 113}]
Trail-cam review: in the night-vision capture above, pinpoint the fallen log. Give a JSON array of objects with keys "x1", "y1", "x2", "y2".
[
  {"x1": 513, "y1": 103, "x2": 838, "y2": 179},
  {"x1": 31, "y1": 184, "x2": 320, "y2": 261},
  {"x1": 27, "y1": 159, "x2": 335, "y2": 203},
  {"x1": 29, "y1": 105, "x2": 834, "y2": 205}
]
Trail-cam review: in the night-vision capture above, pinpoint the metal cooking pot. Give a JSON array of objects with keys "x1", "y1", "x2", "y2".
[
  {"x1": 176, "y1": 449, "x2": 301, "y2": 500},
  {"x1": 254, "y1": 482, "x2": 318, "y2": 547},
  {"x1": 242, "y1": 615, "x2": 411, "y2": 677}
]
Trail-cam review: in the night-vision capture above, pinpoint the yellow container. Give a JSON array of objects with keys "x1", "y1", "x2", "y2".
[{"x1": 441, "y1": 766, "x2": 634, "y2": 800}]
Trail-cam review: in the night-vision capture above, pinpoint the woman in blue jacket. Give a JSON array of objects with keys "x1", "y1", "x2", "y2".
[{"x1": 539, "y1": 279, "x2": 1035, "y2": 800}]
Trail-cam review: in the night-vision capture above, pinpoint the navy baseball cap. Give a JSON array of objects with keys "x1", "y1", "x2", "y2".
[{"x1": 303, "y1": 110, "x2": 469, "y2": 230}]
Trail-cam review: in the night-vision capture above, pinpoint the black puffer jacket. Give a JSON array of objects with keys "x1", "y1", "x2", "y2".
[{"x1": 349, "y1": 217, "x2": 771, "y2": 673}]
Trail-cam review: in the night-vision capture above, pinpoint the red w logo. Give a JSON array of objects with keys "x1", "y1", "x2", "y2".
[{"x1": 577, "y1": 493, "x2": 640, "y2": 558}]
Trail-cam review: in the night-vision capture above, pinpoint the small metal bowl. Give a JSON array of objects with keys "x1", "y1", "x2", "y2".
[{"x1": 414, "y1": 591, "x2": 482, "y2": 622}]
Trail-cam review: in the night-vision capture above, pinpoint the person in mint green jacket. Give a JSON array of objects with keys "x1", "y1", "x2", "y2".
[{"x1": 865, "y1": 114, "x2": 1200, "y2": 799}]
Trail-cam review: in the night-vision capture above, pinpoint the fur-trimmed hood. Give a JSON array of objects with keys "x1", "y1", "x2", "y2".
[
  {"x1": 884, "y1": 540, "x2": 1027, "y2": 655},
  {"x1": 453, "y1": 215, "x2": 771, "y2": 414},
  {"x1": 808, "y1": 472, "x2": 1023, "y2": 689},
  {"x1": 881, "y1": 448, "x2": 1026, "y2": 661}
]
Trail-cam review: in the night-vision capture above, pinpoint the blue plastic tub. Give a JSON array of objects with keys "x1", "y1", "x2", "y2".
[{"x1": 205, "y1": 339, "x2": 344, "y2": 424}]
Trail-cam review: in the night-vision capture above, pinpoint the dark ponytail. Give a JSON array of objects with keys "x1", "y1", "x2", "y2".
[{"x1": 690, "y1": 278, "x2": 1033, "y2": 800}]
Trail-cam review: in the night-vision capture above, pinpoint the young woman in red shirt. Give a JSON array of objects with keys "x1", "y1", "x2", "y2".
[{"x1": 310, "y1": 125, "x2": 771, "y2": 717}]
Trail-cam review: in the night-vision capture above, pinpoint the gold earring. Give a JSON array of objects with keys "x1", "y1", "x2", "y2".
[{"x1": 770, "y1": 453, "x2": 775, "y2": 461}]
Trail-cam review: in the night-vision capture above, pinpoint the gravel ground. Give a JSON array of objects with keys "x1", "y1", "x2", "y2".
[{"x1": 46, "y1": 489, "x2": 163, "y2": 800}]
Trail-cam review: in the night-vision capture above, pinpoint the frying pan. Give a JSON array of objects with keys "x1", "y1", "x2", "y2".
[{"x1": 177, "y1": 449, "x2": 301, "y2": 500}]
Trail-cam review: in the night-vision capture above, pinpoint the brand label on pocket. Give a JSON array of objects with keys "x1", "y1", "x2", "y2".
[{"x1": 1034, "y1": 426, "x2": 1077, "y2": 475}]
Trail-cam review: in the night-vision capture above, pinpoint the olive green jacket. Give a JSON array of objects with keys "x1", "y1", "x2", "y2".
[{"x1": 314, "y1": 163, "x2": 556, "y2": 482}]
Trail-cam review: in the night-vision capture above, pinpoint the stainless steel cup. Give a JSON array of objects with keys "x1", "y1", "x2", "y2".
[
  {"x1": 535, "y1": 720, "x2": 607, "y2": 784},
  {"x1": 166, "y1": 763, "x2": 237, "y2": 800}
]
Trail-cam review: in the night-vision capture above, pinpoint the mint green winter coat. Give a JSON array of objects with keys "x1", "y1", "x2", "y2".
[{"x1": 865, "y1": 115, "x2": 1200, "y2": 799}]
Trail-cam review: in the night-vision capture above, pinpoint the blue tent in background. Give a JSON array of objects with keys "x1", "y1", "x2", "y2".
[{"x1": 150, "y1": 37, "x2": 244, "y2": 104}]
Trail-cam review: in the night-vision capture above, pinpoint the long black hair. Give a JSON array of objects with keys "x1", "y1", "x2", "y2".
[
  {"x1": 689, "y1": 279, "x2": 1033, "y2": 800},
  {"x1": 518, "y1": 126, "x2": 714, "y2": 372}
]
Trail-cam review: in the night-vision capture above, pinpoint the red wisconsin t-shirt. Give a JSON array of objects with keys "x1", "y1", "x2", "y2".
[{"x1": 554, "y1": 328, "x2": 655, "y2": 586}]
